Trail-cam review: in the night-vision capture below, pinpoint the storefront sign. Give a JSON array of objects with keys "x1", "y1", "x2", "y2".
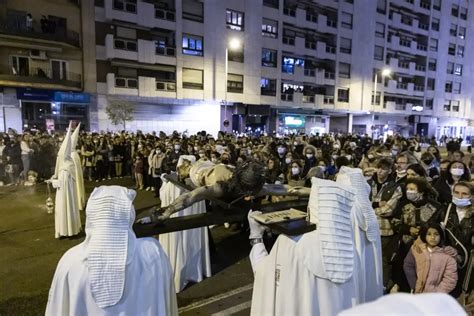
[
  {"x1": 53, "y1": 92, "x2": 90, "y2": 104},
  {"x1": 16, "y1": 88, "x2": 54, "y2": 101},
  {"x1": 16, "y1": 88, "x2": 90, "y2": 104}
]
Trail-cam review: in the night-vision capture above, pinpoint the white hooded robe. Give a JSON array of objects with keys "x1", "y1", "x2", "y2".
[{"x1": 46, "y1": 186, "x2": 178, "y2": 316}]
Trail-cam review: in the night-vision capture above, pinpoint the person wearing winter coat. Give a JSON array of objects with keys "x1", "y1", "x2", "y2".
[{"x1": 404, "y1": 223, "x2": 458, "y2": 294}]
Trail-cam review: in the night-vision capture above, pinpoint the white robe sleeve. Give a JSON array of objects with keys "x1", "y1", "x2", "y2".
[
  {"x1": 250, "y1": 243, "x2": 268, "y2": 273},
  {"x1": 45, "y1": 251, "x2": 74, "y2": 316}
]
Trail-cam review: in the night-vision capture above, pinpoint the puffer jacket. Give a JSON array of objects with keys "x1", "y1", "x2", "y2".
[{"x1": 403, "y1": 238, "x2": 458, "y2": 293}]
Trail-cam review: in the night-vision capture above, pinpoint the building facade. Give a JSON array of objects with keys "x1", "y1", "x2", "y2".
[
  {"x1": 0, "y1": 0, "x2": 89, "y2": 132},
  {"x1": 1, "y1": 0, "x2": 473, "y2": 138}
]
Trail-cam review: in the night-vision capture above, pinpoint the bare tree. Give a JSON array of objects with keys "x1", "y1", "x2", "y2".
[{"x1": 105, "y1": 101, "x2": 134, "y2": 130}]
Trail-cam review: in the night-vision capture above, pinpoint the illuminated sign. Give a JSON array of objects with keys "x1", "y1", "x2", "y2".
[{"x1": 284, "y1": 116, "x2": 305, "y2": 127}]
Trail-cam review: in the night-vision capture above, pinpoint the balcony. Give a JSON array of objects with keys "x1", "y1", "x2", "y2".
[
  {"x1": 0, "y1": 66, "x2": 82, "y2": 90},
  {"x1": 302, "y1": 95, "x2": 315, "y2": 103},
  {"x1": 0, "y1": 17, "x2": 80, "y2": 47},
  {"x1": 323, "y1": 95, "x2": 334, "y2": 104}
]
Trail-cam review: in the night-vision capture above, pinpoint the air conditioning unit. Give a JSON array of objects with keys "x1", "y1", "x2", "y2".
[{"x1": 29, "y1": 49, "x2": 47, "y2": 60}]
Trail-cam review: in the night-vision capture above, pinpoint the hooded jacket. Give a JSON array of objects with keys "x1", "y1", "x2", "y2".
[{"x1": 403, "y1": 238, "x2": 458, "y2": 293}]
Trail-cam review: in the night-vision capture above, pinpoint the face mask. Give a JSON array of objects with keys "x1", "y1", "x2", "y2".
[
  {"x1": 306, "y1": 153, "x2": 314, "y2": 159},
  {"x1": 199, "y1": 153, "x2": 205, "y2": 158},
  {"x1": 293, "y1": 142, "x2": 298, "y2": 146},
  {"x1": 291, "y1": 167, "x2": 300, "y2": 176},
  {"x1": 194, "y1": 146, "x2": 199, "y2": 151},
  {"x1": 277, "y1": 147, "x2": 286, "y2": 154},
  {"x1": 211, "y1": 158, "x2": 217, "y2": 163},
  {"x1": 397, "y1": 169, "x2": 407, "y2": 178},
  {"x1": 285, "y1": 157, "x2": 292, "y2": 164},
  {"x1": 406, "y1": 190, "x2": 422, "y2": 202},
  {"x1": 345, "y1": 155, "x2": 352, "y2": 161},
  {"x1": 451, "y1": 168, "x2": 464, "y2": 176},
  {"x1": 332, "y1": 155, "x2": 338, "y2": 160},
  {"x1": 452, "y1": 197, "x2": 471, "y2": 207},
  {"x1": 174, "y1": 145, "x2": 181, "y2": 150},
  {"x1": 392, "y1": 150, "x2": 398, "y2": 156}
]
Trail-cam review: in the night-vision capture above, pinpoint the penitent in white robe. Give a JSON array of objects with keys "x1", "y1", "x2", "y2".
[
  {"x1": 71, "y1": 151, "x2": 85, "y2": 210},
  {"x1": 250, "y1": 233, "x2": 358, "y2": 316},
  {"x1": 54, "y1": 160, "x2": 81, "y2": 238},
  {"x1": 45, "y1": 237, "x2": 178, "y2": 316},
  {"x1": 159, "y1": 180, "x2": 212, "y2": 293}
]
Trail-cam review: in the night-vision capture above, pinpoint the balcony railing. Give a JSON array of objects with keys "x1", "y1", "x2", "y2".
[
  {"x1": 326, "y1": 19, "x2": 337, "y2": 28},
  {"x1": 418, "y1": 23, "x2": 429, "y2": 30},
  {"x1": 416, "y1": 44, "x2": 427, "y2": 51},
  {"x1": 156, "y1": 46, "x2": 176, "y2": 56},
  {"x1": 0, "y1": 67, "x2": 82, "y2": 88},
  {"x1": 323, "y1": 95, "x2": 334, "y2": 104},
  {"x1": 399, "y1": 39, "x2": 411, "y2": 47},
  {"x1": 0, "y1": 18, "x2": 80, "y2": 47},
  {"x1": 281, "y1": 93, "x2": 293, "y2": 101},
  {"x1": 155, "y1": 8, "x2": 176, "y2": 21},
  {"x1": 414, "y1": 85, "x2": 424, "y2": 91},
  {"x1": 325, "y1": 46, "x2": 336, "y2": 54},
  {"x1": 398, "y1": 61, "x2": 409, "y2": 69},
  {"x1": 156, "y1": 80, "x2": 176, "y2": 91},
  {"x1": 304, "y1": 69, "x2": 316, "y2": 77},
  {"x1": 415, "y1": 64, "x2": 426, "y2": 71},
  {"x1": 324, "y1": 71, "x2": 335, "y2": 79},
  {"x1": 395, "y1": 104, "x2": 406, "y2": 111},
  {"x1": 396, "y1": 82, "x2": 408, "y2": 89},
  {"x1": 302, "y1": 95, "x2": 315, "y2": 103}
]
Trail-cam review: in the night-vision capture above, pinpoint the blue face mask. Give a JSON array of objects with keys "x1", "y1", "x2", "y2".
[{"x1": 452, "y1": 197, "x2": 471, "y2": 207}]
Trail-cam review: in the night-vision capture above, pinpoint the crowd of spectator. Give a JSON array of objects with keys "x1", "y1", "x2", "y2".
[{"x1": 0, "y1": 127, "x2": 472, "y2": 299}]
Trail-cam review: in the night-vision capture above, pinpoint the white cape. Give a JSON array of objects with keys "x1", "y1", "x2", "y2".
[
  {"x1": 54, "y1": 161, "x2": 81, "y2": 238},
  {"x1": 251, "y1": 234, "x2": 358, "y2": 316},
  {"x1": 45, "y1": 238, "x2": 178, "y2": 316},
  {"x1": 159, "y1": 180, "x2": 212, "y2": 292}
]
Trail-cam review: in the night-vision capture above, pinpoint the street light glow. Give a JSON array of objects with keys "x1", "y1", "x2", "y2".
[
  {"x1": 381, "y1": 68, "x2": 391, "y2": 77},
  {"x1": 228, "y1": 38, "x2": 241, "y2": 50}
]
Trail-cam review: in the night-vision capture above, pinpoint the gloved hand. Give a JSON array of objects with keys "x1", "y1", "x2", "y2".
[
  {"x1": 248, "y1": 210, "x2": 266, "y2": 239},
  {"x1": 51, "y1": 179, "x2": 60, "y2": 189}
]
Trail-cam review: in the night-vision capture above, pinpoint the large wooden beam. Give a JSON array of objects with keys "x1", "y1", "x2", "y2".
[{"x1": 133, "y1": 198, "x2": 311, "y2": 237}]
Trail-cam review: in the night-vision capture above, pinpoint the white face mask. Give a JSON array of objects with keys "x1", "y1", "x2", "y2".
[
  {"x1": 285, "y1": 157, "x2": 292, "y2": 164},
  {"x1": 199, "y1": 153, "x2": 205, "y2": 158},
  {"x1": 406, "y1": 190, "x2": 422, "y2": 202},
  {"x1": 306, "y1": 153, "x2": 314, "y2": 159},
  {"x1": 451, "y1": 168, "x2": 464, "y2": 177},
  {"x1": 211, "y1": 158, "x2": 217, "y2": 163},
  {"x1": 452, "y1": 197, "x2": 471, "y2": 207},
  {"x1": 174, "y1": 145, "x2": 181, "y2": 150},
  {"x1": 397, "y1": 169, "x2": 407, "y2": 177},
  {"x1": 291, "y1": 167, "x2": 300, "y2": 176}
]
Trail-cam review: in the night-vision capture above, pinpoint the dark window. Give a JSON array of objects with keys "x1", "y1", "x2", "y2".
[
  {"x1": 182, "y1": 0, "x2": 204, "y2": 22},
  {"x1": 427, "y1": 78, "x2": 435, "y2": 90},
  {"x1": 445, "y1": 81, "x2": 453, "y2": 93},
  {"x1": 263, "y1": 0, "x2": 279, "y2": 9},
  {"x1": 433, "y1": 0, "x2": 441, "y2": 10},
  {"x1": 458, "y1": 27, "x2": 466, "y2": 39},
  {"x1": 431, "y1": 17, "x2": 439, "y2": 31},
  {"x1": 374, "y1": 45, "x2": 384, "y2": 60},
  {"x1": 451, "y1": 100, "x2": 460, "y2": 112},
  {"x1": 453, "y1": 82, "x2": 461, "y2": 94},
  {"x1": 95, "y1": 0, "x2": 104, "y2": 7},
  {"x1": 182, "y1": 34, "x2": 203, "y2": 56},
  {"x1": 457, "y1": 45, "x2": 464, "y2": 57},
  {"x1": 444, "y1": 100, "x2": 451, "y2": 111},
  {"x1": 460, "y1": 7, "x2": 467, "y2": 20},
  {"x1": 452, "y1": 4, "x2": 459, "y2": 17},
  {"x1": 429, "y1": 38, "x2": 438, "y2": 51},
  {"x1": 114, "y1": 38, "x2": 137, "y2": 51},
  {"x1": 447, "y1": 62, "x2": 454, "y2": 74},
  {"x1": 339, "y1": 63, "x2": 351, "y2": 79},
  {"x1": 448, "y1": 43, "x2": 456, "y2": 55},
  {"x1": 375, "y1": 22, "x2": 385, "y2": 37},
  {"x1": 337, "y1": 88, "x2": 349, "y2": 102},
  {"x1": 425, "y1": 98, "x2": 433, "y2": 110},
  {"x1": 260, "y1": 78, "x2": 276, "y2": 96},
  {"x1": 262, "y1": 48, "x2": 277, "y2": 67},
  {"x1": 428, "y1": 58, "x2": 437, "y2": 71},
  {"x1": 340, "y1": 37, "x2": 352, "y2": 54},
  {"x1": 306, "y1": 11, "x2": 318, "y2": 23},
  {"x1": 341, "y1": 12, "x2": 352, "y2": 29},
  {"x1": 113, "y1": 0, "x2": 137, "y2": 13},
  {"x1": 228, "y1": 46, "x2": 244, "y2": 63},
  {"x1": 226, "y1": 9, "x2": 244, "y2": 31},
  {"x1": 227, "y1": 73, "x2": 243, "y2": 93}
]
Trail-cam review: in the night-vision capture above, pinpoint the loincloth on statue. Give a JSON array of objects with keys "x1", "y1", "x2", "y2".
[{"x1": 189, "y1": 160, "x2": 233, "y2": 188}]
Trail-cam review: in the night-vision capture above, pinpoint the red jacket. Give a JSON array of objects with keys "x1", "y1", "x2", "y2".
[{"x1": 404, "y1": 238, "x2": 458, "y2": 293}]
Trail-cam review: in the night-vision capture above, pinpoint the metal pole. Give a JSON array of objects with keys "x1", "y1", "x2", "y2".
[
  {"x1": 372, "y1": 73, "x2": 377, "y2": 138},
  {"x1": 225, "y1": 47, "x2": 228, "y2": 124}
]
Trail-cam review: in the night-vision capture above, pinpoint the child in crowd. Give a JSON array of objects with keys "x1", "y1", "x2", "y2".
[
  {"x1": 403, "y1": 223, "x2": 458, "y2": 294},
  {"x1": 133, "y1": 154, "x2": 144, "y2": 190}
]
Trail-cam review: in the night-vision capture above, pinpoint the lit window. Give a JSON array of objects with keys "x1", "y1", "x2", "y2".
[
  {"x1": 226, "y1": 9, "x2": 244, "y2": 31},
  {"x1": 182, "y1": 34, "x2": 203, "y2": 56}
]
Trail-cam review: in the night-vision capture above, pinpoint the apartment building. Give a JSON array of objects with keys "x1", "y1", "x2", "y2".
[
  {"x1": 87, "y1": 0, "x2": 474, "y2": 138},
  {"x1": 0, "y1": 0, "x2": 89, "y2": 132}
]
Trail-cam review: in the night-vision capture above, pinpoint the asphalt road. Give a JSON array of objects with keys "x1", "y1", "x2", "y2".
[{"x1": 0, "y1": 178, "x2": 254, "y2": 315}]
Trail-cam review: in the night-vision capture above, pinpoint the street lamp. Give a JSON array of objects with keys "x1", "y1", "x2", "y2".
[
  {"x1": 371, "y1": 67, "x2": 391, "y2": 138},
  {"x1": 224, "y1": 38, "x2": 242, "y2": 129}
]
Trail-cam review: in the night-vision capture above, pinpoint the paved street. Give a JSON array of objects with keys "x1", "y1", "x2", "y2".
[{"x1": 0, "y1": 178, "x2": 254, "y2": 315}]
